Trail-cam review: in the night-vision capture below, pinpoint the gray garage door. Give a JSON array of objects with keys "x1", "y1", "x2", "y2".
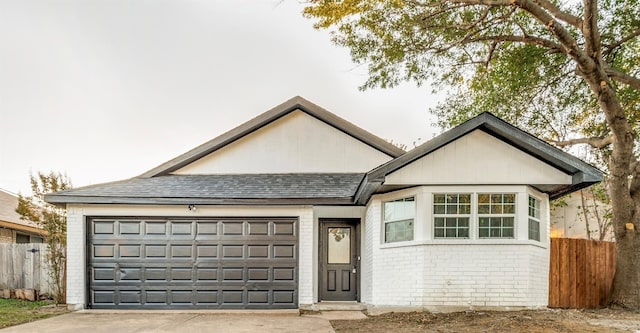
[{"x1": 88, "y1": 217, "x2": 298, "y2": 309}]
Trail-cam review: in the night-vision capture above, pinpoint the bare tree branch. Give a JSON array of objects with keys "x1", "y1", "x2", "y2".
[
  {"x1": 549, "y1": 135, "x2": 614, "y2": 148},
  {"x1": 514, "y1": 0, "x2": 595, "y2": 72},
  {"x1": 604, "y1": 28, "x2": 640, "y2": 56},
  {"x1": 470, "y1": 34, "x2": 564, "y2": 52},
  {"x1": 583, "y1": 0, "x2": 601, "y2": 59},
  {"x1": 605, "y1": 68, "x2": 640, "y2": 90},
  {"x1": 533, "y1": 0, "x2": 582, "y2": 28}
]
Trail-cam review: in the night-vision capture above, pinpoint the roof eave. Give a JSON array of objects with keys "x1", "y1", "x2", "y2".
[{"x1": 44, "y1": 195, "x2": 356, "y2": 206}]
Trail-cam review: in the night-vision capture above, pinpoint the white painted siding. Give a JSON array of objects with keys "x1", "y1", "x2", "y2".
[
  {"x1": 173, "y1": 110, "x2": 393, "y2": 174},
  {"x1": 550, "y1": 190, "x2": 614, "y2": 241},
  {"x1": 385, "y1": 130, "x2": 572, "y2": 185},
  {"x1": 65, "y1": 204, "x2": 314, "y2": 309}
]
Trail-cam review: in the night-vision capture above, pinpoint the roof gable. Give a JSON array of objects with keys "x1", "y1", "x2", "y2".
[
  {"x1": 356, "y1": 112, "x2": 603, "y2": 203},
  {"x1": 172, "y1": 109, "x2": 395, "y2": 174},
  {"x1": 141, "y1": 96, "x2": 405, "y2": 177},
  {"x1": 384, "y1": 129, "x2": 573, "y2": 185}
]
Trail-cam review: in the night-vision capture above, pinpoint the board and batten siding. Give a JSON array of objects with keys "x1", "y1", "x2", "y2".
[
  {"x1": 65, "y1": 204, "x2": 314, "y2": 310},
  {"x1": 385, "y1": 130, "x2": 572, "y2": 185},
  {"x1": 173, "y1": 110, "x2": 394, "y2": 174}
]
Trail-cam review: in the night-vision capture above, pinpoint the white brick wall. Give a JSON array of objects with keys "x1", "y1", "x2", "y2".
[
  {"x1": 298, "y1": 208, "x2": 314, "y2": 306},
  {"x1": 364, "y1": 189, "x2": 550, "y2": 310},
  {"x1": 66, "y1": 205, "x2": 85, "y2": 309}
]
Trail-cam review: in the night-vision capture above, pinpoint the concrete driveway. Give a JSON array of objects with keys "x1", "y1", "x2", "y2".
[{"x1": 0, "y1": 311, "x2": 336, "y2": 333}]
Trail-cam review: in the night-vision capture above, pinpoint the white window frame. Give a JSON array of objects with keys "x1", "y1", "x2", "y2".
[
  {"x1": 382, "y1": 196, "x2": 415, "y2": 243},
  {"x1": 528, "y1": 195, "x2": 541, "y2": 241},
  {"x1": 433, "y1": 193, "x2": 471, "y2": 238},
  {"x1": 477, "y1": 193, "x2": 516, "y2": 239}
]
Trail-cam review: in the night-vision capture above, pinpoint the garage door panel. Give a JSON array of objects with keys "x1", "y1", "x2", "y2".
[{"x1": 88, "y1": 217, "x2": 298, "y2": 309}]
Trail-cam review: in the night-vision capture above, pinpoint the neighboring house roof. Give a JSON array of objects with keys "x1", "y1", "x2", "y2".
[
  {"x1": 0, "y1": 189, "x2": 44, "y2": 235},
  {"x1": 140, "y1": 96, "x2": 405, "y2": 178},
  {"x1": 355, "y1": 112, "x2": 603, "y2": 204},
  {"x1": 44, "y1": 100, "x2": 603, "y2": 206},
  {"x1": 45, "y1": 174, "x2": 364, "y2": 205}
]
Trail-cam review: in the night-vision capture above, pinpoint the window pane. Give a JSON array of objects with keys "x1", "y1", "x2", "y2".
[
  {"x1": 479, "y1": 217, "x2": 489, "y2": 227},
  {"x1": 446, "y1": 205, "x2": 458, "y2": 214},
  {"x1": 478, "y1": 194, "x2": 490, "y2": 204},
  {"x1": 328, "y1": 228, "x2": 350, "y2": 264},
  {"x1": 385, "y1": 219, "x2": 413, "y2": 243},
  {"x1": 491, "y1": 204, "x2": 503, "y2": 214},
  {"x1": 504, "y1": 194, "x2": 515, "y2": 203},
  {"x1": 503, "y1": 204, "x2": 515, "y2": 214},
  {"x1": 445, "y1": 228, "x2": 456, "y2": 237},
  {"x1": 434, "y1": 205, "x2": 445, "y2": 214},
  {"x1": 490, "y1": 228, "x2": 501, "y2": 237},
  {"x1": 458, "y1": 218, "x2": 469, "y2": 227},
  {"x1": 479, "y1": 228, "x2": 489, "y2": 238},
  {"x1": 434, "y1": 194, "x2": 445, "y2": 203},
  {"x1": 490, "y1": 218, "x2": 502, "y2": 227},
  {"x1": 503, "y1": 228, "x2": 514, "y2": 238},
  {"x1": 435, "y1": 229, "x2": 444, "y2": 238},
  {"x1": 445, "y1": 218, "x2": 456, "y2": 228},
  {"x1": 491, "y1": 194, "x2": 502, "y2": 203},
  {"x1": 460, "y1": 205, "x2": 471, "y2": 214},
  {"x1": 446, "y1": 194, "x2": 458, "y2": 203},
  {"x1": 434, "y1": 218, "x2": 444, "y2": 227},
  {"x1": 478, "y1": 205, "x2": 490, "y2": 214},
  {"x1": 529, "y1": 219, "x2": 540, "y2": 241},
  {"x1": 503, "y1": 217, "x2": 514, "y2": 227},
  {"x1": 459, "y1": 194, "x2": 471, "y2": 203},
  {"x1": 458, "y1": 228, "x2": 469, "y2": 238},
  {"x1": 384, "y1": 197, "x2": 415, "y2": 222}
]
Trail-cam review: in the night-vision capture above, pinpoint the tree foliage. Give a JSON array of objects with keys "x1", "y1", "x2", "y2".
[
  {"x1": 305, "y1": 0, "x2": 640, "y2": 308},
  {"x1": 16, "y1": 172, "x2": 72, "y2": 304}
]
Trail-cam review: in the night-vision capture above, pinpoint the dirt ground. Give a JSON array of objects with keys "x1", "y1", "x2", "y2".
[{"x1": 330, "y1": 308, "x2": 640, "y2": 332}]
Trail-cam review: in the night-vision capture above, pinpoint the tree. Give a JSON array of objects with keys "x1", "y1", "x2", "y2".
[
  {"x1": 304, "y1": 0, "x2": 640, "y2": 308},
  {"x1": 16, "y1": 172, "x2": 72, "y2": 304}
]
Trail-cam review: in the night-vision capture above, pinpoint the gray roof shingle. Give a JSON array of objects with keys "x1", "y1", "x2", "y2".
[{"x1": 45, "y1": 173, "x2": 365, "y2": 205}]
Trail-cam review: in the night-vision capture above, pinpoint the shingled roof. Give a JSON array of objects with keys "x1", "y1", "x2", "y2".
[
  {"x1": 0, "y1": 189, "x2": 44, "y2": 235},
  {"x1": 45, "y1": 174, "x2": 365, "y2": 205}
]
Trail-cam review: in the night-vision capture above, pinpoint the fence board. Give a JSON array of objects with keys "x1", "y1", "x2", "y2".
[
  {"x1": 0, "y1": 243, "x2": 52, "y2": 295},
  {"x1": 548, "y1": 238, "x2": 616, "y2": 308}
]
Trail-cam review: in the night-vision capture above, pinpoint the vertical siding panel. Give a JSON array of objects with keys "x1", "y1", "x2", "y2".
[
  {"x1": 0, "y1": 243, "x2": 52, "y2": 295},
  {"x1": 548, "y1": 238, "x2": 616, "y2": 309}
]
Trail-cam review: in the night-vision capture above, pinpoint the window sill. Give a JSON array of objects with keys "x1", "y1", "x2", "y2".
[{"x1": 380, "y1": 239, "x2": 548, "y2": 249}]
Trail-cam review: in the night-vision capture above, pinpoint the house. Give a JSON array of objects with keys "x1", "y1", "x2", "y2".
[
  {"x1": 45, "y1": 97, "x2": 602, "y2": 311},
  {"x1": 550, "y1": 188, "x2": 613, "y2": 241},
  {"x1": 0, "y1": 189, "x2": 44, "y2": 243}
]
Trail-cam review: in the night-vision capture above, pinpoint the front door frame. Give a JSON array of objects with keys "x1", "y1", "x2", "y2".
[{"x1": 318, "y1": 218, "x2": 360, "y2": 302}]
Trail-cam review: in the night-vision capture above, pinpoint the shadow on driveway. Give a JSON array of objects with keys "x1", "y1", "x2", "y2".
[{"x1": 0, "y1": 312, "x2": 335, "y2": 333}]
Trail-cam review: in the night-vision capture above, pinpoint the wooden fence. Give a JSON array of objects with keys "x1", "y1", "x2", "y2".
[
  {"x1": 0, "y1": 243, "x2": 53, "y2": 295},
  {"x1": 548, "y1": 238, "x2": 616, "y2": 308}
]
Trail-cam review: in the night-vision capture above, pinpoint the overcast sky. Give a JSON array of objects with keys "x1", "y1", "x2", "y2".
[{"x1": 0, "y1": 0, "x2": 441, "y2": 195}]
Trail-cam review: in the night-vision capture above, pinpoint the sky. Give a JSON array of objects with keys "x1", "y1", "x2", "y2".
[{"x1": 0, "y1": 0, "x2": 441, "y2": 195}]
